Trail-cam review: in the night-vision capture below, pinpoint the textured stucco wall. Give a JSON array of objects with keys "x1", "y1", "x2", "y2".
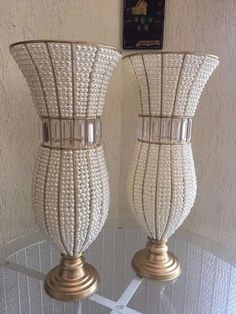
[{"x1": 0, "y1": 0, "x2": 236, "y2": 252}]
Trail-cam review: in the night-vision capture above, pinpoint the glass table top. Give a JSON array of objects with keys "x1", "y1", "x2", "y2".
[{"x1": 0, "y1": 227, "x2": 235, "y2": 314}]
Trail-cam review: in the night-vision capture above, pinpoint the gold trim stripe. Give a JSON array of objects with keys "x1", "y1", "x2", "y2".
[
  {"x1": 132, "y1": 143, "x2": 143, "y2": 216},
  {"x1": 183, "y1": 57, "x2": 206, "y2": 115},
  {"x1": 24, "y1": 44, "x2": 52, "y2": 146},
  {"x1": 71, "y1": 43, "x2": 75, "y2": 146},
  {"x1": 45, "y1": 43, "x2": 69, "y2": 254},
  {"x1": 138, "y1": 114, "x2": 192, "y2": 118},
  {"x1": 160, "y1": 54, "x2": 163, "y2": 117},
  {"x1": 43, "y1": 149, "x2": 51, "y2": 239},
  {"x1": 10, "y1": 39, "x2": 120, "y2": 53},
  {"x1": 138, "y1": 139, "x2": 191, "y2": 146},
  {"x1": 123, "y1": 51, "x2": 219, "y2": 60},
  {"x1": 58, "y1": 150, "x2": 69, "y2": 254},
  {"x1": 129, "y1": 57, "x2": 144, "y2": 116},
  {"x1": 172, "y1": 54, "x2": 186, "y2": 116},
  {"x1": 87, "y1": 49, "x2": 99, "y2": 117},
  {"x1": 142, "y1": 143, "x2": 153, "y2": 236},
  {"x1": 154, "y1": 144, "x2": 161, "y2": 239},
  {"x1": 72, "y1": 150, "x2": 77, "y2": 255},
  {"x1": 46, "y1": 43, "x2": 62, "y2": 146},
  {"x1": 34, "y1": 148, "x2": 48, "y2": 234},
  {"x1": 161, "y1": 145, "x2": 173, "y2": 240},
  {"x1": 80, "y1": 150, "x2": 93, "y2": 250},
  {"x1": 95, "y1": 148, "x2": 104, "y2": 233},
  {"x1": 160, "y1": 52, "x2": 185, "y2": 237}
]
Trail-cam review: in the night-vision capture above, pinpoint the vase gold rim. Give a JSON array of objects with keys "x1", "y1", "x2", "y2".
[
  {"x1": 9, "y1": 39, "x2": 121, "y2": 53},
  {"x1": 123, "y1": 51, "x2": 219, "y2": 60}
]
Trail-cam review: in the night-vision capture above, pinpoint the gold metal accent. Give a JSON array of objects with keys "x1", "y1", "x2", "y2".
[
  {"x1": 58, "y1": 149, "x2": 68, "y2": 254},
  {"x1": 155, "y1": 55, "x2": 163, "y2": 237},
  {"x1": 87, "y1": 49, "x2": 99, "y2": 117},
  {"x1": 132, "y1": 238, "x2": 181, "y2": 281},
  {"x1": 81, "y1": 149, "x2": 93, "y2": 249},
  {"x1": 46, "y1": 42, "x2": 63, "y2": 146},
  {"x1": 24, "y1": 44, "x2": 52, "y2": 145},
  {"x1": 141, "y1": 55, "x2": 152, "y2": 235},
  {"x1": 72, "y1": 151, "x2": 77, "y2": 255},
  {"x1": 155, "y1": 145, "x2": 161, "y2": 238},
  {"x1": 172, "y1": 54, "x2": 185, "y2": 116},
  {"x1": 123, "y1": 51, "x2": 219, "y2": 60},
  {"x1": 129, "y1": 57, "x2": 144, "y2": 116},
  {"x1": 160, "y1": 53, "x2": 164, "y2": 116},
  {"x1": 132, "y1": 142, "x2": 143, "y2": 217},
  {"x1": 40, "y1": 115, "x2": 101, "y2": 120},
  {"x1": 71, "y1": 43, "x2": 75, "y2": 147},
  {"x1": 162, "y1": 145, "x2": 173, "y2": 239},
  {"x1": 41, "y1": 144, "x2": 100, "y2": 150},
  {"x1": 43, "y1": 149, "x2": 52, "y2": 241},
  {"x1": 142, "y1": 142, "x2": 152, "y2": 235},
  {"x1": 10, "y1": 39, "x2": 120, "y2": 53},
  {"x1": 185, "y1": 58, "x2": 206, "y2": 115},
  {"x1": 44, "y1": 254, "x2": 99, "y2": 301},
  {"x1": 138, "y1": 139, "x2": 191, "y2": 146},
  {"x1": 95, "y1": 148, "x2": 105, "y2": 228},
  {"x1": 138, "y1": 114, "x2": 192, "y2": 118}
]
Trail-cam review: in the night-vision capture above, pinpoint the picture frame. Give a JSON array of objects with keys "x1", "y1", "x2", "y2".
[{"x1": 123, "y1": 0, "x2": 165, "y2": 50}]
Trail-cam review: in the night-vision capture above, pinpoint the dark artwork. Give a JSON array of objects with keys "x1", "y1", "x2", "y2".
[{"x1": 123, "y1": 0, "x2": 165, "y2": 49}]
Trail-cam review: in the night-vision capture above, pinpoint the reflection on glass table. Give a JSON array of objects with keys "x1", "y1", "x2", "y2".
[{"x1": 0, "y1": 228, "x2": 235, "y2": 314}]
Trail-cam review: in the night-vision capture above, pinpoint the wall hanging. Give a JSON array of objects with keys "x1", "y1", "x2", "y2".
[
  {"x1": 123, "y1": 0, "x2": 165, "y2": 49},
  {"x1": 124, "y1": 52, "x2": 219, "y2": 280},
  {"x1": 10, "y1": 40, "x2": 121, "y2": 301}
]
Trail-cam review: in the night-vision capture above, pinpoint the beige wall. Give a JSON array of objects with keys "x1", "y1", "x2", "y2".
[{"x1": 0, "y1": 0, "x2": 236, "y2": 252}]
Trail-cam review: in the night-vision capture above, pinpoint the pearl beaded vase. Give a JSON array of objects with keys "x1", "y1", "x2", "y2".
[
  {"x1": 124, "y1": 52, "x2": 219, "y2": 281},
  {"x1": 10, "y1": 40, "x2": 121, "y2": 300}
]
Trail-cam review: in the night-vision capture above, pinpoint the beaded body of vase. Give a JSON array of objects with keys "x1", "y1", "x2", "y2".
[
  {"x1": 124, "y1": 52, "x2": 219, "y2": 281},
  {"x1": 10, "y1": 40, "x2": 121, "y2": 300}
]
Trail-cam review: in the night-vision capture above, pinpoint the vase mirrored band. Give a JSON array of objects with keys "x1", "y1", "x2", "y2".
[
  {"x1": 41, "y1": 116, "x2": 102, "y2": 149},
  {"x1": 10, "y1": 40, "x2": 121, "y2": 300},
  {"x1": 138, "y1": 115, "x2": 192, "y2": 144},
  {"x1": 124, "y1": 52, "x2": 219, "y2": 281}
]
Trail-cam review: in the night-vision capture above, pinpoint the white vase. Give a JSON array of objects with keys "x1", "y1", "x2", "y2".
[
  {"x1": 10, "y1": 40, "x2": 121, "y2": 300},
  {"x1": 124, "y1": 52, "x2": 219, "y2": 280}
]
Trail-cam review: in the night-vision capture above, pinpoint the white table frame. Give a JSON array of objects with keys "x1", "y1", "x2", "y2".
[
  {"x1": 0, "y1": 231, "x2": 143, "y2": 314},
  {"x1": 1, "y1": 228, "x2": 235, "y2": 314}
]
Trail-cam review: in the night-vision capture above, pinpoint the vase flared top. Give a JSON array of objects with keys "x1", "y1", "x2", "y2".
[
  {"x1": 10, "y1": 40, "x2": 121, "y2": 119},
  {"x1": 124, "y1": 52, "x2": 219, "y2": 118}
]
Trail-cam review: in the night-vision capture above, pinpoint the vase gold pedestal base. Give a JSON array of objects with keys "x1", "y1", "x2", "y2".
[
  {"x1": 132, "y1": 238, "x2": 181, "y2": 281},
  {"x1": 44, "y1": 254, "x2": 99, "y2": 301}
]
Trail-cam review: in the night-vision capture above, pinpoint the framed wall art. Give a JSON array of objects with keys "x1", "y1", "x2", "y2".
[{"x1": 123, "y1": 0, "x2": 165, "y2": 49}]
